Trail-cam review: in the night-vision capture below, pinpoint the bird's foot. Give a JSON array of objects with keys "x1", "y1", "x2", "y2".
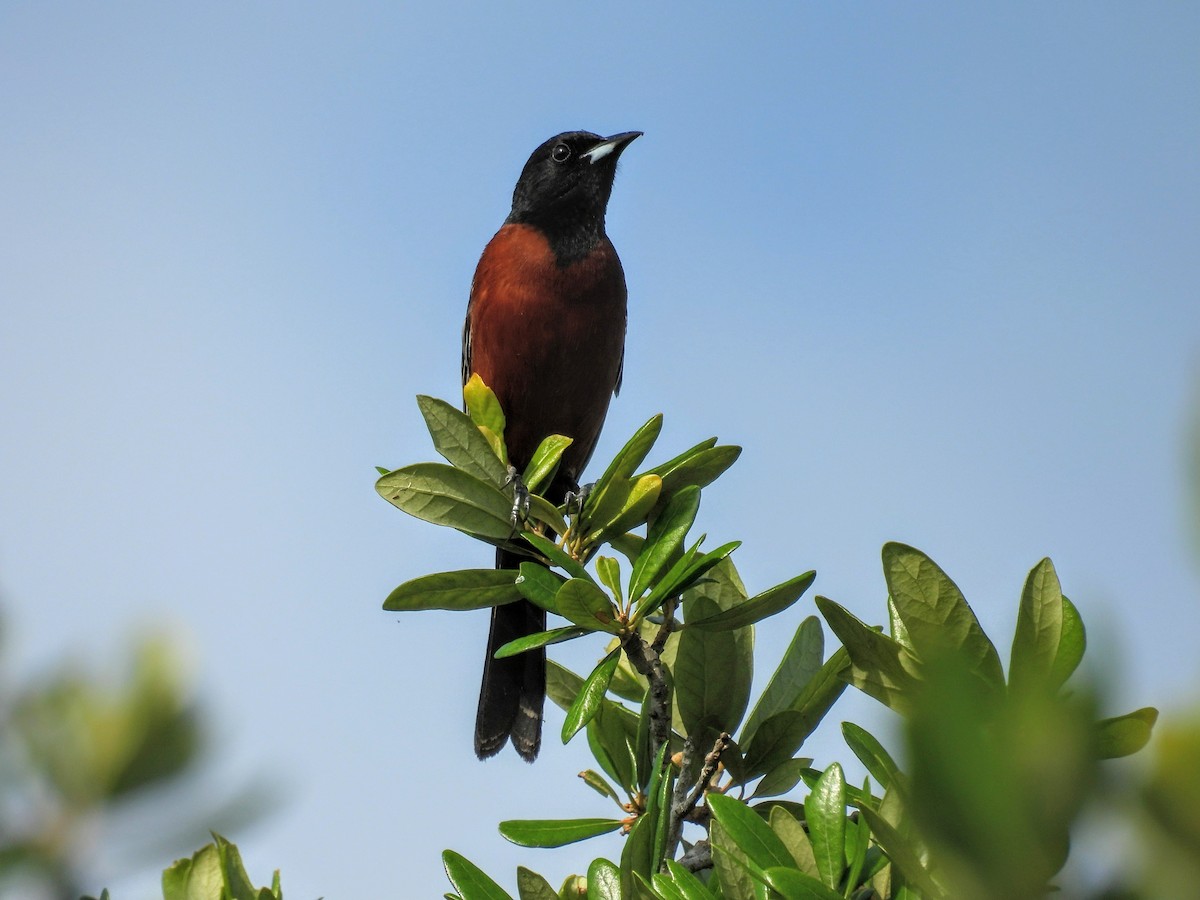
[
  {"x1": 563, "y1": 482, "x2": 594, "y2": 519},
  {"x1": 503, "y1": 465, "x2": 532, "y2": 526}
]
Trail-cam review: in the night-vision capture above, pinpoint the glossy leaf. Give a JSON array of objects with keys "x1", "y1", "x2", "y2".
[
  {"x1": 1096, "y1": 707, "x2": 1159, "y2": 759},
  {"x1": 584, "y1": 414, "x2": 663, "y2": 527},
  {"x1": 708, "y1": 818, "x2": 759, "y2": 900},
  {"x1": 760, "y1": 867, "x2": 843, "y2": 900},
  {"x1": 629, "y1": 485, "x2": 701, "y2": 602},
  {"x1": 596, "y1": 556, "x2": 624, "y2": 605},
  {"x1": 579, "y1": 769, "x2": 624, "y2": 808},
  {"x1": 620, "y1": 814, "x2": 656, "y2": 896},
  {"x1": 516, "y1": 867, "x2": 557, "y2": 900},
  {"x1": 841, "y1": 722, "x2": 899, "y2": 790},
  {"x1": 887, "y1": 596, "x2": 913, "y2": 650},
  {"x1": 443, "y1": 850, "x2": 513, "y2": 900},
  {"x1": 418, "y1": 394, "x2": 508, "y2": 486},
  {"x1": 687, "y1": 571, "x2": 815, "y2": 631},
  {"x1": 587, "y1": 858, "x2": 622, "y2": 900},
  {"x1": 816, "y1": 597, "x2": 921, "y2": 715},
  {"x1": 750, "y1": 756, "x2": 812, "y2": 800},
  {"x1": 743, "y1": 617, "x2": 825, "y2": 745},
  {"x1": 857, "y1": 806, "x2": 946, "y2": 900},
  {"x1": 638, "y1": 539, "x2": 741, "y2": 622},
  {"x1": 384, "y1": 569, "x2": 521, "y2": 612},
  {"x1": 556, "y1": 578, "x2": 620, "y2": 633},
  {"x1": 523, "y1": 531, "x2": 593, "y2": 583},
  {"x1": 563, "y1": 649, "x2": 621, "y2": 742},
  {"x1": 595, "y1": 474, "x2": 663, "y2": 541},
  {"x1": 656, "y1": 444, "x2": 742, "y2": 499},
  {"x1": 643, "y1": 436, "x2": 717, "y2": 479},
  {"x1": 495, "y1": 626, "x2": 589, "y2": 659},
  {"x1": 804, "y1": 764, "x2": 846, "y2": 890},
  {"x1": 1010, "y1": 557, "x2": 1064, "y2": 694},
  {"x1": 662, "y1": 861, "x2": 719, "y2": 900},
  {"x1": 523, "y1": 434, "x2": 572, "y2": 494},
  {"x1": 499, "y1": 818, "x2": 624, "y2": 848},
  {"x1": 882, "y1": 542, "x2": 1005, "y2": 693},
  {"x1": 377, "y1": 463, "x2": 515, "y2": 540}
]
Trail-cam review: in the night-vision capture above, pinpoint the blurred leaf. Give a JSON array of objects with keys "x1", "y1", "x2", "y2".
[
  {"x1": 516, "y1": 562, "x2": 566, "y2": 614},
  {"x1": 882, "y1": 542, "x2": 1005, "y2": 693},
  {"x1": 816, "y1": 597, "x2": 920, "y2": 715},
  {"x1": 556, "y1": 579, "x2": 620, "y2": 633},
  {"x1": 517, "y1": 866, "x2": 558, "y2": 900},
  {"x1": 857, "y1": 805, "x2": 945, "y2": 900},
  {"x1": 495, "y1": 626, "x2": 589, "y2": 659},
  {"x1": 563, "y1": 650, "x2": 622, "y2": 742},
  {"x1": 687, "y1": 571, "x2": 815, "y2": 632},
  {"x1": 841, "y1": 722, "x2": 899, "y2": 791},
  {"x1": 523, "y1": 434, "x2": 572, "y2": 494},
  {"x1": 1009, "y1": 558, "x2": 1064, "y2": 695},
  {"x1": 804, "y1": 764, "x2": 846, "y2": 890},
  {"x1": 377, "y1": 463, "x2": 515, "y2": 540},
  {"x1": 1096, "y1": 706, "x2": 1159, "y2": 759},
  {"x1": 630, "y1": 486, "x2": 701, "y2": 602},
  {"x1": 418, "y1": 394, "x2": 509, "y2": 486},
  {"x1": 1049, "y1": 595, "x2": 1086, "y2": 690},
  {"x1": 383, "y1": 569, "x2": 521, "y2": 611},
  {"x1": 162, "y1": 842, "x2": 223, "y2": 900},
  {"x1": 743, "y1": 617, "x2": 825, "y2": 745},
  {"x1": 499, "y1": 818, "x2": 624, "y2": 848},
  {"x1": 587, "y1": 858, "x2": 622, "y2": 900},
  {"x1": 443, "y1": 849, "x2": 513, "y2": 900}
]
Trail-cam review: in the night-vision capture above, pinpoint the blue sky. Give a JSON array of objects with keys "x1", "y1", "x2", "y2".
[{"x1": 1, "y1": 3, "x2": 1197, "y2": 897}]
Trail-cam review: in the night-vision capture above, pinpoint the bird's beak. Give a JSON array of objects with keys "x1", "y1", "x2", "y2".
[{"x1": 583, "y1": 131, "x2": 643, "y2": 165}]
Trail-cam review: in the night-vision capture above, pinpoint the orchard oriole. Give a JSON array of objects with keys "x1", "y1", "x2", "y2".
[{"x1": 463, "y1": 130, "x2": 641, "y2": 761}]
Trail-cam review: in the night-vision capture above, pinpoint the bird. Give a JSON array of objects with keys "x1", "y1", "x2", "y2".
[{"x1": 462, "y1": 130, "x2": 641, "y2": 761}]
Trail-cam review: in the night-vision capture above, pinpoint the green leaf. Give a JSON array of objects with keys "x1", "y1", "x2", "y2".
[
  {"x1": 443, "y1": 850, "x2": 513, "y2": 900},
  {"x1": 887, "y1": 596, "x2": 913, "y2": 650},
  {"x1": 593, "y1": 474, "x2": 663, "y2": 541},
  {"x1": 377, "y1": 463, "x2": 515, "y2": 540},
  {"x1": 546, "y1": 660, "x2": 584, "y2": 712},
  {"x1": 662, "y1": 861, "x2": 720, "y2": 900},
  {"x1": 643, "y1": 436, "x2": 717, "y2": 479},
  {"x1": 495, "y1": 626, "x2": 589, "y2": 659},
  {"x1": 499, "y1": 818, "x2": 624, "y2": 848},
  {"x1": 638, "y1": 539, "x2": 741, "y2": 622},
  {"x1": 523, "y1": 531, "x2": 594, "y2": 583},
  {"x1": 584, "y1": 414, "x2": 664, "y2": 527},
  {"x1": 857, "y1": 806, "x2": 945, "y2": 900},
  {"x1": 579, "y1": 769, "x2": 625, "y2": 808},
  {"x1": 882, "y1": 542, "x2": 1005, "y2": 693},
  {"x1": 620, "y1": 814, "x2": 656, "y2": 896},
  {"x1": 559, "y1": 875, "x2": 588, "y2": 899},
  {"x1": 676, "y1": 595, "x2": 753, "y2": 737},
  {"x1": 383, "y1": 569, "x2": 521, "y2": 611},
  {"x1": 1096, "y1": 706, "x2": 1158, "y2": 759},
  {"x1": 589, "y1": 701, "x2": 641, "y2": 794},
  {"x1": 375, "y1": 465, "x2": 391, "y2": 475},
  {"x1": 418, "y1": 394, "x2": 509, "y2": 486},
  {"x1": 1009, "y1": 557, "x2": 1064, "y2": 695},
  {"x1": 463, "y1": 374, "x2": 506, "y2": 437},
  {"x1": 688, "y1": 571, "x2": 815, "y2": 631},
  {"x1": 804, "y1": 764, "x2": 846, "y2": 890},
  {"x1": 629, "y1": 485, "x2": 701, "y2": 602},
  {"x1": 840, "y1": 722, "x2": 899, "y2": 791},
  {"x1": 816, "y1": 597, "x2": 921, "y2": 715},
  {"x1": 759, "y1": 867, "x2": 843, "y2": 900},
  {"x1": 743, "y1": 617, "x2": 825, "y2": 745},
  {"x1": 516, "y1": 866, "x2": 558, "y2": 900},
  {"x1": 707, "y1": 793, "x2": 794, "y2": 871},
  {"x1": 516, "y1": 562, "x2": 565, "y2": 614},
  {"x1": 587, "y1": 858, "x2": 622, "y2": 900},
  {"x1": 523, "y1": 434, "x2": 573, "y2": 494},
  {"x1": 527, "y1": 494, "x2": 569, "y2": 536},
  {"x1": 708, "y1": 818, "x2": 760, "y2": 900},
  {"x1": 563, "y1": 650, "x2": 622, "y2": 742},
  {"x1": 596, "y1": 557, "x2": 624, "y2": 605},
  {"x1": 656, "y1": 444, "x2": 742, "y2": 500},
  {"x1": 556, "y1": 578, "x2": 620, "y2": 633},
  {"x1": 1050, "y1": 594, "x2": 1086, "y2": 689},
  {"x1": 750, "y1": 756, "x2": 812, "y2": 800},
  {"x1": 162, "y1": 842, "x2": 223, "y2": 900},
  {"x1": 768, "y1": 805, "x2": 819, "y2": 877}
]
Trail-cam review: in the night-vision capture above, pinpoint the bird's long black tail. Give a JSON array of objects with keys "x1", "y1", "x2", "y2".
[{"x1": 475, "y1": 546, "x2": 546, "y2": 761}]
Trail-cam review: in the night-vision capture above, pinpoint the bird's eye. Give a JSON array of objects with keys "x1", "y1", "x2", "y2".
[{"x1": 551, "y1": 143, "x2": 572, "y2": 162}]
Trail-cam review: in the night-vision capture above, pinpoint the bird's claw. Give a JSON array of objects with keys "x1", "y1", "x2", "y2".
[
  {"x1": 563, "y1": 482, "x2": 594, "y2": 519},
  {"x1": 504, "y1": 465, "x2": 531, "y2": 526}
]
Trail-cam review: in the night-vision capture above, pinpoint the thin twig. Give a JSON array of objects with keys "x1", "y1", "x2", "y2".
[
  {"x1": 663, "y1": 731, "x2": 730, "y2": 864},
  {"x1": 677, "y1": 840, "x2": 712, "y2": 873}
]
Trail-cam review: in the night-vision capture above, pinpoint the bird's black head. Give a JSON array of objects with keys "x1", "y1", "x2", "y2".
[{"x1": 506, "y1": 130, "x2": 641, "y2": 264}]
